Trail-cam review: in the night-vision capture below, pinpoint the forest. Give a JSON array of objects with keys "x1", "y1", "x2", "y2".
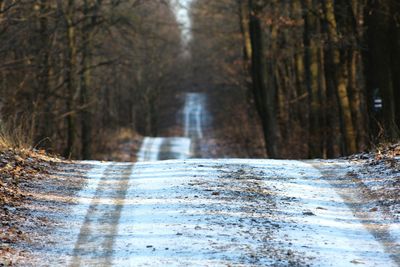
[
  {"x1": 0, "y1": 0, "x2": 399, "y2": 159},
  {"x1": 190, "y1": 0, "x2": 400, "y2": 158},
  {"x1": 0, "y1": 0, "x2": 183, "y2": 159}
]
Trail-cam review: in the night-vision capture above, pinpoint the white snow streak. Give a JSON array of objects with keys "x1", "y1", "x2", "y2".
[
  {"x1": 136, "y1": 137, "x2": 163, "y2": 161},
  {"x1": 184, "y1": 93, "x2": 205, "y2": 139}
]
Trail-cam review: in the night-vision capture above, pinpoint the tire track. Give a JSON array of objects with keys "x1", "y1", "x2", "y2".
[{"x1": 70, "y1": 163, "x2": 133, "y2": 267}]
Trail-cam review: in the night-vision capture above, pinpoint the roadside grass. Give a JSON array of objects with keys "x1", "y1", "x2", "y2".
[
  {"x1": 0, "y1": 120, "x2": 59, "y2": 204},
  {"x1": 0, "y1": 122, "x2": 61, "y2": 266},
  {"x1": 0, "y1": 121, "x2": 32, "y2": 151}
]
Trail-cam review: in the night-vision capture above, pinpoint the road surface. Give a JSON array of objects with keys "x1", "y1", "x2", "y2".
[
  {"x1": 22, "y1": 93, "x2": 400, "y2": 266},
  {"x1": 63, "y1": 159, "x2": 398, "y2": 267}
]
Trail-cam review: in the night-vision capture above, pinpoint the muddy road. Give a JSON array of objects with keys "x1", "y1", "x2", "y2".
[{"x1": 11, "y1": 93, "x2": 400, "y2": 266}]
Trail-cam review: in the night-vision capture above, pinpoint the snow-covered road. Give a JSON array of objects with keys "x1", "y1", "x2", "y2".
[
  {"x1": 61, "y1": 159, "x2": 398, "y2": 266},
  {"x1": 183, "y1": 93, "x2": 206, "y2": 139},
  {"x1": 22, "y1": 92, "x2": 399, "y2": 266},
  {"x1": 137, "y1": 137, "x2": 191, "y2": 161}
]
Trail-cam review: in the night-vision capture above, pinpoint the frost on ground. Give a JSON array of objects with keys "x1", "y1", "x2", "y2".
[
  {"x1": 0, "y1": 150, "x2": 86, "y2": 266},
  {"x1": 346, "y1": 143, "x2": 400, "y2": 220}
]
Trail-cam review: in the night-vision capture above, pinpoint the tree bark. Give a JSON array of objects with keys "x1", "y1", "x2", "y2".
[
  {"x1": 63, "y1": 0, "x2": 77, "y2": 158},
  {"x1": 302, "y1": 0, "x2": 323, "y2": 157},
  {"x1": 248, "y1": 0, "x2": 280, "y2": 158},
  {"x1": 323, "y1": 0, "x2": 357, "y2": 154}
]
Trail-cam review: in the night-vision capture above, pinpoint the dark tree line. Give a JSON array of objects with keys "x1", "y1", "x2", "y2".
[
  {"x1": 1, "y1": 0, "x2": 399, "y2": 160},
  {"x1": 0, "y1": 0, "x2": 182, "y2": 159},
  {"x1": 364, "y1": 0, "x2": 400, "y2": 142},
  {"x1": 244, "y1": 0, "x2": 400, "y2": 158},
  {"x1": 189, "y1": 0, "x2": 400, "y2": 158}
]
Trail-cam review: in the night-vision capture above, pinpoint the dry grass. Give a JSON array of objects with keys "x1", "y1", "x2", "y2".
[
  {"x1": 373, "y1": 142, "x2": 400, "y2": 159},
  {"x1": 0, "y1": 121, "x2": 32, "y2": 151}
]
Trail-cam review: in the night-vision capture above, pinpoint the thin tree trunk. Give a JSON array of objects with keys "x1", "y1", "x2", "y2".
[
  {"x1": 238, "y1": 0, "x2": 253, "y2": 100},
  {"x1": 248, "y1": 0, "x2": 280, "y2": 158},
  {"x1": 63, "y1": 0, "x2": 77, "y2": 158},
  {"x1": 323, "y1": 0, "x2": 357, "y2": 154},
  {"x1": 79, "y1": 0, "x2": 92, "y2": 159},
  {"x1": 302, "y1": 0, "x2": 322, "y2": 157},
  {"x1": 37, "y1": 0, "x2": 53, "y2": 147}
]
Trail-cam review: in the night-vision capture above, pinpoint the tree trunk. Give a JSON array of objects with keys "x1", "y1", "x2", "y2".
[
  {"x1": 63, "y1": 0, "x2": 77, "y2": 158},
  {"x1": 302, "y1": 0, "x2": 323, "y2": 157},
  {"x1": 248, "y1": 0, "x2": 280, "y2": 158},
  {"x1": 323, "y1": 0, "x2": 357, "y2": 154},
  {"x1": 79, "y1": 0, "x2": 92, "y2": 159},
  {"x1": 37, "y1": 0, "x2": 53, "y2": 148},
  {"x1": 238, "y1": 0, "x2": 253, "y2": 100}
]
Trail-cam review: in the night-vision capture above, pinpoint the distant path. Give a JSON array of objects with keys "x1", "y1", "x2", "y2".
[
  {"x1": 183, "y1": 93, "x2": 207, "y2": 139},
  {"x1": 137, "y1": 137, "x2": 191, "y2": 161},
  {"x1": 137, "y1": 93, "x2": 208, "y2": 161}
]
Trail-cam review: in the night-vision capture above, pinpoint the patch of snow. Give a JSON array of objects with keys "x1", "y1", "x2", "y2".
[
  {"x1": 112, "y1": 159, "x2": 399, "y2": 266},
  {"x1": 270, "y1": 160, "x2": 396, "y2": 267},
  {"x1": 184, "y1": 93, "x2": 206, "y2": 139},
  {"x1": 137, "y1": 137, "x2": 191, "y2": 162},
  {"x1": 316, "y1": 160, "x2": 400, "y2": 263},
  {"x1": 137, "y1": 137, "x2": 163, "y2": 161}
]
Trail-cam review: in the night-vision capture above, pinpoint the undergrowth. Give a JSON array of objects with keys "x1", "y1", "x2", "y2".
[{"x1": 0, "y1": 120, "x2": 32, "y2": 151}]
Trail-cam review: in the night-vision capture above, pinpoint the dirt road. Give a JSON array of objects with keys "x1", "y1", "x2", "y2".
[
  {"x1": 12, "y1": 93, "x2": 399, "y2": 266},
  {"x1": 61, "y1": 159, "x2": 397, "y2": 267}
]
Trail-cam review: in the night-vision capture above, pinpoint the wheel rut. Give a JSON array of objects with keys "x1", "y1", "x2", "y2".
[{"x1": 70, "y1": 164, "x2": 133, "y2": 267}]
